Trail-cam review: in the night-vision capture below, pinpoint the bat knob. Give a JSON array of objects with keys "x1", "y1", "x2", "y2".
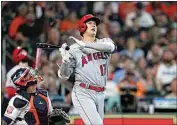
[{"x1": 65, "y1": 46, "x2": 70, "y2": 50}]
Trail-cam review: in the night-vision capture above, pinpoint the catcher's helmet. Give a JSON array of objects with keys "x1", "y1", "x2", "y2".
[
  {"x1": 12, "y1": 46, "x2": 29, "y2": 64},
  {"x1": 11, "y1": 67, "x2": 43, "y2": 89},
  {"x1": 78, "y1": 14, "x2": 100, "y2": 34}
]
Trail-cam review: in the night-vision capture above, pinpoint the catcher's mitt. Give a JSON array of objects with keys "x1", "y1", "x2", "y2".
[{"x1": 49, "y1": 108, "x2": 70, "y2": 123}]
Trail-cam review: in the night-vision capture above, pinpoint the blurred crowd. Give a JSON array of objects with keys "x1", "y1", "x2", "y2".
[{"x1": 1, "y1": 1, "x2": 177, "y2": 115}]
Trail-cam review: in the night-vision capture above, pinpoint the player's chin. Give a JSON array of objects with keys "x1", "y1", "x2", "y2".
[{"x1": 90, "y1": 31, "x2": 96, "y2": 36}]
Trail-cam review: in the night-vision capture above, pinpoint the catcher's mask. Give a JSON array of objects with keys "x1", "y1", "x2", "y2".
[
  {"x1": 78, "y1": 14, "x2": 100, "y2": 36},
  {"x1": 11, "y1": 67, "x2": 43, "y2": 89}
]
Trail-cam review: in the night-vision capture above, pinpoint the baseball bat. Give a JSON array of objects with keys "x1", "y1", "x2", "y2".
[
  {"x1": 35, "y1": 48, "x2": 44, "y2": 82},
  {"x1": 35, "y1": 48, "x2": 41, "y2": 69},
  {"x1": 36, "y1": 43, "x2": 70, "y2": 50}
]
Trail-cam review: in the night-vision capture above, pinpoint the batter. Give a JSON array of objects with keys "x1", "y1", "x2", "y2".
[{"x1": 58, "y1": 14, "x2": 116, "y2": 125}]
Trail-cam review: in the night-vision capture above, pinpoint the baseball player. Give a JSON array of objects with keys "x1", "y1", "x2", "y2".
[
  {"x1": 2, "y1": 46, "x2": 32, "y2": 116},
  {"x1": 2, "y1": 67, "x2": 70, "y2": 125},
  {"x1": 58, "y1": 14, "x2": 116, "y2": 125},
  {"x1": 5, "y1": 46, "x2": 30, "y2": 99}
]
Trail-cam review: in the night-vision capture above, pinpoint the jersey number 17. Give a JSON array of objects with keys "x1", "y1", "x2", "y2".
[{"x1": 100, "y1": 64, "x2": 106, "y2": 76}]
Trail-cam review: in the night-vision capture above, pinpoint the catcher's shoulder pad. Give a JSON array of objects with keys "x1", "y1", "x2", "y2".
[
  {"x1": 13, "y1": 97, "x2": 28, "y2": 109},
  {"x1": 37, "y1": 88, "x2": 48, "y2": 97}
]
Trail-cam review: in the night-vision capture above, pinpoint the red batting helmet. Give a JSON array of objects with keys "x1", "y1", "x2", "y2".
[
  {"x1": 78, "y1": 14, "x2": 100, "y2": 34},
  {"x1": 11, "y1": 67, "x2": 43, "y2": 89},
  {"x1": 12, "y1": 46, "x2": 28, "y2": 64}
]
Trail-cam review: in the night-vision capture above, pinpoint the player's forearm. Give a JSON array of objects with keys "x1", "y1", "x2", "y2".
[
  {"x1": 85, "y1": 42, "x2": 116, "y2": 53},
  {"x1": 58, "y1": 63, "x2": 72, "y2": 80}
]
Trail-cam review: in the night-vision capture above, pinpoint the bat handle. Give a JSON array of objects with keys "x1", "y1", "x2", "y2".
[{"x1": 35, "y1": 48, "x2": 41, "y2": 69}]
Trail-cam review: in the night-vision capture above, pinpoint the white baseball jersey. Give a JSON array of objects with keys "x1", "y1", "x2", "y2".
[
  {"x1": 59, "y1": 37, "x2": 116, "y2": 125},
  {"x1": 68, "y1": 38, "x2": 115, "y2": 87}
]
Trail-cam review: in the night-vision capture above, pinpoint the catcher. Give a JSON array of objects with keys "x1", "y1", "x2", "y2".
[{"x1": 2, "y1": 67, "x2": 70, "y2": 125}]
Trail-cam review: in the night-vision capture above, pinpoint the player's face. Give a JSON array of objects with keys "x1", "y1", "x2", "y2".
[{"x1": 85, "y1": 20, "x2": 97, "y2": 36}]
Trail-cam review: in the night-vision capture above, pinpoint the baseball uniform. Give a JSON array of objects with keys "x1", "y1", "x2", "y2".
[{"x1": 58, "y1": 38, "x2": 116, "y2": 125}]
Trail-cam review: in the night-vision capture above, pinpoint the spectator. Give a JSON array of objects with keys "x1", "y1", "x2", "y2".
[
  {"x1": 55, "y1": 2, "x2": 69, "y2": 20},
  {"x1": 125, "y1": 2, "x2": 155, "y2": 28},
  {"x1": 119, "y1": 37, "x2": 144, "y2": 62},
  {"x1": 157, "y1": 34, "x2": 169, "y2": 47},
  {"x1": 138, "y1": 28, "x2": 150, "y2": 47},
  {"x1": 77, "y1": 2, "x2": 88, "y2": 18},
  {"x1": 102, "y1": 2, "x2": 123, "y2": 25},
  {"x1": 136, "y1": 57, "x2": 147, "y2": 78},
  {"x1": 167, "y1": 42, "x2": 177, "y2": 59},
  {"x1": 97, "y1": 20, "x2": 110, "y2": 38},
  {"x1": 16, "y1": 12, "x2": 41, "y2": 43},
  {"x1": 138, "y1": 28, "x2": 153, "y2": 56},
  {"x1": 155, "y1": 50, "x2": 177, "y2": 94},
  {"x1": 108, "y1": 21, "x2": 121, "y2": 40},
  {"x1": 142, "y1": 66, "x2": 157, "y2": 91},
  {"x1": 46, "y1": 73, "x2": 59, "y2": 96},
  {"x1": 38, "y1": 61, "x2": 55, "y2": 90},
  {"x1": 165, "y1": 78, "x2": 177, "y2": 99},
  {"x1": 113, "y1": 56, "x2": 135, "y2": 84},
  {"x1": 8, "y1": 3, "x2": 28, "y2": 39},
  {"x1": 65, "y1": 1, "x2": 86, "y2": 14},
  {"x1": 115, "y1": 33, "x2": 126, "y2": 51},
  {"x1": 146, "y1": 44, "x2": 163, "y2": 65},
  {"x1": 109, "y1": 53, "x2": 119, "y2": 72},
  {"x1": 93, "y1": 2, "x2": 105, "y2": 14},
  {"x1": 168, "y1": 22, "x2": 177, "y2": 43},
  {"x1": 2, "y1": 2, "x2": 15, "y2": 35},
  {"x1": 118, "y1": 2, "x2": 136, "y2": 21},
  {"x1": 60, "y1": 10, "x2": 79, "y2": 32},
  {"x1": 47, "y1": 18, "x2": 60, "y2": 46},
  {"x1": 160, "y1": 2, "x2": 177, "y2": 21},
  {"x1": 118, "y1": 70, "x2": 145, "y2": 98},
  {"x1": 49, "y1": 50, "x2": 63, "y2": 79},
  {"x1": 150, "y1": 12, "x2": 169, "y2": 44}
]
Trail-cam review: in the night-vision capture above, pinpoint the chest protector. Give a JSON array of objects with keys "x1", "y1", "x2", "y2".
[{"x1": 24, "y1": 89, "x2": 49, "y2": 125}]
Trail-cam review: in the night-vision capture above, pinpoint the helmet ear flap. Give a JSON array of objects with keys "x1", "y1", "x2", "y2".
[{"x1": 79, "y1": 22, "x2": 87, "y2": 33}]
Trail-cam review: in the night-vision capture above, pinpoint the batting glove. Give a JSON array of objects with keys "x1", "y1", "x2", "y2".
[
  {"x1": 59, "y1": 43, "x2": 70, "y2": 63},
  {"x1": 69, "y1": 36, "x2": 86, "y2": 49}
]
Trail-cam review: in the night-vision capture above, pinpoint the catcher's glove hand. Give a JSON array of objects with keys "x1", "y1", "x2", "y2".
[{"x1": 49, "y1": 108, "x2": 70, "y2": 123}]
